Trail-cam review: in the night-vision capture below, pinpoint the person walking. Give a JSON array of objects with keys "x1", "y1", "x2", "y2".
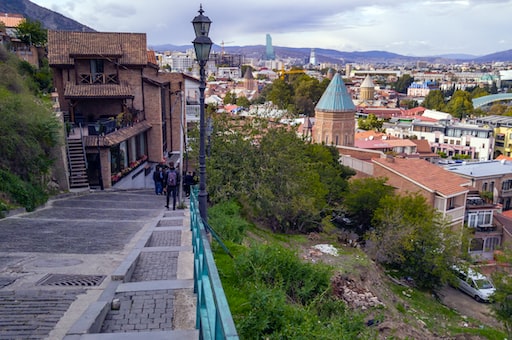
[
  {"x1": 183, "y1": 171, "x2": 194, "y2": 197},
  {"x1": 165, "y1": 162, "x2": 180, "y2": 210},
  {"x1": 152, "y1": 165, "x2": 165, "y2": 195}
]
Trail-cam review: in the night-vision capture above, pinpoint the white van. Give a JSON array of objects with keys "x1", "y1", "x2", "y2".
[{"x1": 452, "y1": 266, "x2": 495, "y2": 302}]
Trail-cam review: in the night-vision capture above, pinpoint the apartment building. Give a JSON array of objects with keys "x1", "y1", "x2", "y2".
[
  {"x1": 385, "y1": 110, "x2": 494, "y2": 161},
  {"x1": 445, "y1": 159, "x2": 512, "y2": 211}
]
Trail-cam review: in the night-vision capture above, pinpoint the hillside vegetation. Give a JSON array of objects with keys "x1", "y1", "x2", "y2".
[
  {"x1": 209, "y1": 201, "x2": 506, "y2": 339},
  {"x1": 198, "y1": 113, "x2": 507, "y2": 339},
  {"x1": 0, "y1": 44, "x2": 61, "y2": 216}
]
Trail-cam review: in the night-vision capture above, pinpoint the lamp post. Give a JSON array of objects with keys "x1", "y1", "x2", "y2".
[
  {"x1": 95, "y1": 122, "x2": 104, "y2": 190},
  {"x1": 192, "y1": 5, "x2": 213, "y2": 222}
]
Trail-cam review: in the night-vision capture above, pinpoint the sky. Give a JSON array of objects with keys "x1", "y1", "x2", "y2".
[{"x1": 31, "y1": 0, "x2": 512, "y2": 57}]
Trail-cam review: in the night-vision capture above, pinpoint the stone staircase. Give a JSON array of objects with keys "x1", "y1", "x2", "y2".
[{"x1": 67, "y1": 138, "x2": 89, "y2": 189}]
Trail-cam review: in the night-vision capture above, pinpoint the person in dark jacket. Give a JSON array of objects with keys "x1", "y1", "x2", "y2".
[
  {"x1": 152, "y1": 165, "x2": 165, "y2": 195},
  {"x1": 165, "y1": 162, "x2": 180, "y2": 210},
  {"x1": 183, "y1": 171, "x2": 194, "y2": 197}
]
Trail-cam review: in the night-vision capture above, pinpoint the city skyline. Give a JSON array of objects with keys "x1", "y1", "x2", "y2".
[{"x1": 31, "y1": 0, "x2": 512, "y2": 57}]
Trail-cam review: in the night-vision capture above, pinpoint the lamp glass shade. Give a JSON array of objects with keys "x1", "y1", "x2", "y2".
[
  {"x1": 193, "y1": 35, "x2": 213, "y2": 62},
  {"x1": 192, "y1": 9, "x2": 211, "y2": 37}
]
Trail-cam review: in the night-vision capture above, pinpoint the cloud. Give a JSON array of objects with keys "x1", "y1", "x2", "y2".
[{"x1": 31, "y1": 0, "x2": 512, "y2": 56}]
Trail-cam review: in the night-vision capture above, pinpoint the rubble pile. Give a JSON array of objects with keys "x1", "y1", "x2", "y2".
[{"x1": 331, "y1": 273, "x2": 384, "y2": 310}]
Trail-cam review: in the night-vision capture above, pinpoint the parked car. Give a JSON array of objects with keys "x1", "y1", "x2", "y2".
[{"x1": 452, "y1": 265, "x2": 495, "y2": 302}]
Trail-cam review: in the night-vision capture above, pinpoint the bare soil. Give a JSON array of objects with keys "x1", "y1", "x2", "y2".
[{"x1": 299, "y1": 233, "x2": 502, "y2": 339}]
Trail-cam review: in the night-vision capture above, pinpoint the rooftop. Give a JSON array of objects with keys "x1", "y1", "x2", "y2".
[
  {"x1": 373, "y1": 157, "x2": 470, "y2": 197},
  {"x1": 445, "y1": 160, "x2": 512, "y2": 178},
  {"x1": 315, "y1": 72, "x2": 356, "y2": 112}
]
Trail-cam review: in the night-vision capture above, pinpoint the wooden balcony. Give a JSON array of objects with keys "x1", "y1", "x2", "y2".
[{"x1": 78, "y1": 73, "x2": 119, "y2": 85}]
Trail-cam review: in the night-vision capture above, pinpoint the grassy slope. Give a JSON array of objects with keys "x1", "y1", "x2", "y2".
[{"x1": 213, "y1": 224, "x2": 506, "y2": 339}]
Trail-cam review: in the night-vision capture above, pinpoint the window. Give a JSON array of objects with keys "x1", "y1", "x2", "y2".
[
  {"x1": 482, "y1": 182, "x2": 488, "y2": 191},
  {"x1": 447, "y1": 197, "x2": 455, "y2": 210},
  {"x1": 470, "y1": 238, "x2": 484, "y2": 252},
  {"x1": 90, "y1": 59, "x2": 104, "y2": 74},
  {"x1": 484, "y1": 237, "x2": 500, "y2": 251},
  {"x1": 502, "y1": 179, "x2": 512, "y2": 191}
]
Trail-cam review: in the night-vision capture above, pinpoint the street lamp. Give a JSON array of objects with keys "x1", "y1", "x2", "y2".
[
  {"x1": 192, "y1": 5, "x2": 213, "y2": 222},
  {"x1": 94, "y1": 122, "x2": 104, "y2": 190}
]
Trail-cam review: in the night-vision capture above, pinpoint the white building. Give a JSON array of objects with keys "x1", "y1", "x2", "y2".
[{"x1": 385, "y1": 110, "x2": 494, "y2": 160}]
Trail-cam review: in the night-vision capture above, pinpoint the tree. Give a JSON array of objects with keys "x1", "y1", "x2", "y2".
[
  {"x1": 367, "y1": 193, "x2": 462, "y2": 290},
  {"x1": 293, "y1": 76, "x2": 322, "y2": 116},
  {"x1": 445, "y1": 90, "x2": 473, "y2": 119},
  {"x1": 423, "y1": 90, "x2": 446, "y2": 111},
  {"x1": 471, "y1": 87, "x2": 489, "y2": 99},
  {"x1": 491, "y1": 250, "x2": 512, "y2": 337},
  {"x1": 393, "y1": 74, "x2": 414, "y2": 94},
  {"x1": 235, "y1": 96, "x2": 250, "y2": 108},
  {"x1": 357, "y1": 114, "x2": 384, "y2": 131},
  {"x1": 15, "y1": 18, "x2": 47, "y2": 47},
  {"x1": 223, "y1": 91, "x2": 237, "y2": 105},
  {"x1": 266, "y1": 78, "x2": 293, "y2": 110},
  {"x1": 202, "y1": 115, "x2": 353, "y2": 234},
  {"x1": 342, "y1": 177, "x2": 394, "y2": 235},
  {"x1": 399, "y1": 99, "x2": 419, "y2": 109}
]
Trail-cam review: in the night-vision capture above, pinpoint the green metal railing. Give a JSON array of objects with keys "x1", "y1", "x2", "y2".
[{"x1": 190, "y1": 189, "x2": 239, "y2": 340}]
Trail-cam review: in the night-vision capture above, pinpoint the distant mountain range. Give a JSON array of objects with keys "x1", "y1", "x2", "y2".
[
  {"x1": 0, "y1": 0, "x2": 94, "y2": 33},
  {"x1": 3, "y1": 0, "x2": 512, "y2": 64}
]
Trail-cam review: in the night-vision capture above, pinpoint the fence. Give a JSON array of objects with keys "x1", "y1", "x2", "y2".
[{"x1": 189, "y1": 189, "x2": 239, "y2": 339}]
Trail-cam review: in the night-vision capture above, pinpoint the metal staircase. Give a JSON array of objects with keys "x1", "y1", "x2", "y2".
[{"x1": 66, "y1": 138, "x2": 89, "y2": 189}]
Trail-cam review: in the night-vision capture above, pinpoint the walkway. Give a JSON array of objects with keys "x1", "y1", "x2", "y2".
[{"x1": 0, "y1": 189, "x2": 197, "y2": 339}]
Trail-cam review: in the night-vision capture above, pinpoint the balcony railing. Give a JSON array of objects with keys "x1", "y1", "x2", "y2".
[{"x1": 79, "y1": 73, "x2": 119, "y2": 85}]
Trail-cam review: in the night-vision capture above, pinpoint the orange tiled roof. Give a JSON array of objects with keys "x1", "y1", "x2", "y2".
[
  {"x1": 410, "y1": 139, "x2": 439, "y2": 156},
  {"x1": 48, "y1": 31, "x2": 147, "y2": 66},
  {"x1": 373, "y1": 157, "x2": 470, "y2": 197},
  {"x1": 496, "y1": 155, "x2": 512, "y2": 161},
  {"x1": 147, "y1": 50, "x2": 157, "y2": 65},
  {"x1": 355, "y1": 130, "x2": 387, "y2": 140},
  {"x1": 64, "y1": 84, "x2": 134, "y2": 99},
  {"x1": 0, "y1": 13, "x2": 24, "y2": 28},
  {"x1": 403, "y1": 106, "x2": 426, "y2": 116}
]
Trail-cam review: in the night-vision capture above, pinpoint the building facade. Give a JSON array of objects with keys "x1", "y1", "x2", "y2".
[{"x1": 48, "y1": 30, "x2": 185, "y2": 189}]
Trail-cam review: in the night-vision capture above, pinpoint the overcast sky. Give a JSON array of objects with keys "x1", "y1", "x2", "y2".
[{"x1": 31, "y1": 0, "x2": 512, "y2": 57}]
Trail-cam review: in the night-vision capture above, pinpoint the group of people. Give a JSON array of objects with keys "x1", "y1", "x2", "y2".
[{"x1": 152, "y1": 162, "x2": 197, "y2": 210}]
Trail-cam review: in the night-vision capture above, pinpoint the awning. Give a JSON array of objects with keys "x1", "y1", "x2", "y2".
[{"x1": 84, "y1": 121, "x2": 152, "y2": 147}]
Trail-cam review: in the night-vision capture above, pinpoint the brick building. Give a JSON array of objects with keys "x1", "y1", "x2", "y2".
[{"x1": 48, "y1": 31, "x2": 190, "y2": 189}]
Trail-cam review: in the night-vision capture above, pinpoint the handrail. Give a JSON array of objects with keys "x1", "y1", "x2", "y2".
[{"x1": 190, "y1": 188, "x2": 239, "y2": 340}]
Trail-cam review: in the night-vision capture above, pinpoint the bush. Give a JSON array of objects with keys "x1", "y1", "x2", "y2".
[
  {"x1": 0, "y1": 169, "x2": 47, "y2": 212},
  {"x1": 233, "y1": 244, "x2": 331, "y2": 305},
  {"x1": 208, "y1": 200, "x2": 251, "y2": 244}
]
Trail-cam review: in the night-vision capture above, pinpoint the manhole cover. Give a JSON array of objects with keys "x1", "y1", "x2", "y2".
[{"x1": 36, "y1": 274, "x2": 106, "y2": 287}]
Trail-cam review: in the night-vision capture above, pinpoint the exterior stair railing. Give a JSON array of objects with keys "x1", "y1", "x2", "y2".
[{"x1": 189, "y1": 188, "x2": 239, "y2": 340}]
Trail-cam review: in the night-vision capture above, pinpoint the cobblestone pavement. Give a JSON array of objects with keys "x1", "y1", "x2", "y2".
[
  {"x1": 0, "y1": 189, "x2": 173, "y2": 340},
  {"x1": 0, "y1": 289, "x2": 84, "y2": 339},
  {"x1": 100, "y1": 290, "x2": 174, "y2": 333},
  {"x1": 130, "y1": 252, "x2": 179, "y2": 282}
]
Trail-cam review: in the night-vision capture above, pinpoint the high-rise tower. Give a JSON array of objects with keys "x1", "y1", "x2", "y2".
[
  {"x1": 265, "y1": 34, "x2": 275, "y2": 60},
  {"x1": 309, "y1": 49, "x2": 316, "y2": 65}
]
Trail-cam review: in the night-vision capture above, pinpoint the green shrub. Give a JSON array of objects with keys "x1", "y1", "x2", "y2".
[
  {"x1": 0, "y1": 169, "x2": 47, "y2": 212},
  {"x1": 233, "y1": 244, "x2": 332, "y2": 305},
  {"x1": 208, "y1": 200, "x2": 251, "y2": 244}
]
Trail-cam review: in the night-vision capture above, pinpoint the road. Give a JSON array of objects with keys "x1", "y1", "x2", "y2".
[{"x1": 439, "y1": 285, "x2": 501, "y2": 329}]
